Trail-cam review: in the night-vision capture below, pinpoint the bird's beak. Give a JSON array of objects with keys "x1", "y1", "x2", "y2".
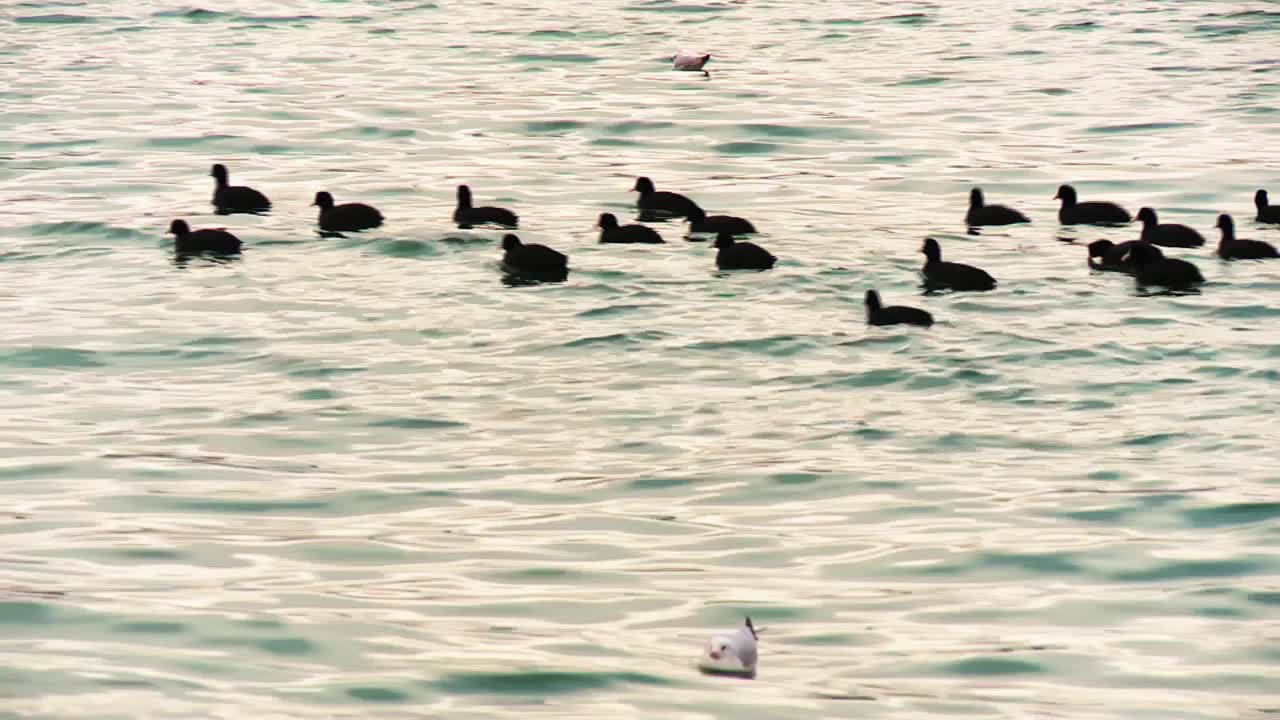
[
  {"x1": 708, "y1": 651, "x2": 721, "y2": 661},
  {"x1": 1052, "y1": 191, "x2": 1060, "y2": 199}
]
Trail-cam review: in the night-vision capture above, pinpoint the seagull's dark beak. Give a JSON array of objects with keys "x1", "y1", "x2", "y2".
[{"x1": 708, "y1": 651, "x2": 721, "y2": 661}]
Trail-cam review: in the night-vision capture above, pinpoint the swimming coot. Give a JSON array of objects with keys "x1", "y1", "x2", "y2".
[
  {"x1": 632, "y1": 177, "x2": 700, "y2": 217},
  {"x1": 210, "y1": 164, "x2": 270, "y2": 213},
  {"x1": 501, "y1": 234, "x2": 568, "y2": 276},
  {"x1": 597, "y1": 213, "x2": 664, "y2": 244},
  {"x1": 312, "y1": 191, "x2": 384, "y2": 232},
  {"x1": 1134, "y1": 207, "x2": 1205, "y2": 248},
  {"x1": 686, "y1": 205, "x2": 757, "y2": 235},
  {"x1": 1055, "y1": 185, "x2": 1130, "y2": 225},
  {"x1": 1216, "y1": 213, "x2": 1279, "y2": 260},
  {"x1": 1124, "y1": 242, "x2": 1204, "y2": 290},
  {"x1": 865, "y1": 290, "x2": 933, "y2": 327},
  {"x1": 168, "y1": 219, "x2": 242, "y2": 254},
  {"x1": 1256, "y1": 189, "x2": 1280, "y2": 224},
  {"x1": 921, "y1": 237, "x2": 996, "y2": 291},
  {"x1": 966, "y1": 188, "x2": 1030, "y2": 227},
  {"x1": 714, "y1": 232, "x2": 775, "y2": 270},
  {"x1": 1087, "y1": 239, "x2": 1152, "y2": 273},
  {"x1": 455, "y1": 185, "x2": 518, "y2": 228}
]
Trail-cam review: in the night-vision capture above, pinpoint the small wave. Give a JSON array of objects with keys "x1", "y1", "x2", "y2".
[
  {"x1": 236, "y1": 15, "x2": 322, "y2": 24},
  {"x1": 603, "y1": 120, "x2": 676, "y2": 135},
  {"x1": 173, "y1": 498, "x2": 330, "y2": 513},
  {"x1": 1209, "y1": 305, "x2": 1280, "y2": 319},
  {"x1": 346, "y1": 686, "x2": 410, "y2": 702},
  {"x1": 512, "y1": 54, "x2": 600, "y2": 64},
  {"x1": 1182, "y1": 502, "x2": 1280, "y2": 527},
  {"x1": 575, "y1": 304, "x2": 650, "y2": 319},
  {"x1": 1111, "y1": 559, "x2": 1262, "y2": 582},
  {"x1": 152, "y1": 8, "x2": 230, "y2": 20},
  {"x1": 625, "y1": 2, "x2": 731, "y2": 14},
  {"x1": 893, "y1": 76, "x2": 949, "y2": 87},
  {"x1": 367, "y1": 417, "x2": 466, "y2": 430},
  {"x1": 15, "y1": 13, "x2": 95, "y2": 24},
  {"x1": 524, "y1": 119, "x2": 587, "y2": 133},
  {"x1": 0, "y1": 346, "x2": 103, "y2": 369},
  {"x1": 375, "y1": 239, "x2": 439, "y2": 258},
  {"x1": 145, "y1": 134, "x2": 241, "y2": 147},
  {"x1": 1121, "y1": 432, "x2": 1188, "y2": 446},
  {"x1": 560, "y1": 331, "x2": 664, "y2": 348},
  {"x1": 1054, "y1": 21, "x2": 1098, "y2": 30},
  {"x1": 711, "y1": 141, "x2": 778, "y2": 155},
  {"x1": 683, "y1": 334, "x2": 814, "y2": 356},
  {"x1": 942, "y1": 657, "x2": 1046, "y2": 676},
  {"x1": 811, "y1": 368, "x2": 908, "y2": 389},
  {"x1": 737, "y1": 123, "x2": 817, "y2": 138},
  {"x1": 432, "y1": 670, "x2": 668, "y2": 695},
  {"x1": 25, "y1": 221, "x2": 148, "y2": 240},
  {"x1": 877, "y1": 12, "x2": 929, "y2": 25},
  {"x1": 1086, "y1": 122, "x2": 1200, "y2": 134}
]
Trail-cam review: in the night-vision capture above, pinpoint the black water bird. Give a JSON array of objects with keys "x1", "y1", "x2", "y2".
[
  {"x1": 632, "y1": 176, "x2": 700, "y2": 217},
  {"x1": 1055, "y1": 185, "x2": 1130, "y2": 225},
  {"x1": 865, "y1": 290, "x2": 933, "y2": 327},
  {"x1": 1216, "y1": 213, "x2": 1279, "y2": 260},
  {"x1": 966, "y1": 188, "x2": 1030, "y2": 227},
  {"x1": 714, "y1": 232, "x2": 775, "y2": 270},
  {"x1": 1134, "y1": 207, "x2": 1205, "y2": 248},
  {"x1": 501, "y1": 234, "x2": 567, "y2": 276},
  {"x1": 1256, "y1": 189, "x2": 1280, "y2": 224},
  {"x1": 1125, "y1": 241, "x2": 1204, "y2": 290},
  {"x1": 1087, "y1": 239, "x2": 1151, "y2": 273},
  {"x1": 921, "y1": 237, "x2": 996, "y2": 291},
  {"x1": 597, "y1": 213, "x2": 664, "y2": 243},
  {"x1": 686, "y1": 205, "x2": 756, "y2": 235},
  {"x1": 312, "y1": 191, "x2": 384, "y2": 232},
  {"x1": 454, "y1": 185, "x2": 518, "y2": 228},
  {"x1": 210, "y1": 163, "x2": 270, "y2": 213},
  {"x1": 168, "y1": 219, "x2": 242, "y2": 254}
]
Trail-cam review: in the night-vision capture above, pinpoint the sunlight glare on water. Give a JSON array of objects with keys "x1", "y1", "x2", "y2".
[{"x1": 0, "y1": 1, "x2": 1278, "y2": 718}]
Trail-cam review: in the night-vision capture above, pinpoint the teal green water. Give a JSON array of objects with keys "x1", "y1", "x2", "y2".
[{"x1": 2, "y1": 1, "x2": 1279, "y2": 717}]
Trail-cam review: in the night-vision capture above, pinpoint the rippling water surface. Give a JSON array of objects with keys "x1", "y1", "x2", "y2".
[{"x1": 2, "y1": 0, "x2": 1279, "y2": 717}]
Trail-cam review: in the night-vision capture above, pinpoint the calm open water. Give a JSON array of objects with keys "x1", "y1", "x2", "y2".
[{"x1": 1, "y1": 0, "x2": 1278, "y2": 717}]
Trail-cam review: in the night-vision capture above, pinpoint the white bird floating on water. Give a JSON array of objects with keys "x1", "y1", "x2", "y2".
[
  {"x1": 697, "y1": 616, "x2": 758, "y2": 678},
  {"x1": 673, "y1": 52, "x2": 711, "y2": 71}
]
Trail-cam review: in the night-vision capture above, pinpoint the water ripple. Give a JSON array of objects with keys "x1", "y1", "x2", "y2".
[{"x1": 0, "y1": 1, "x2": 1277, "y2": 718}]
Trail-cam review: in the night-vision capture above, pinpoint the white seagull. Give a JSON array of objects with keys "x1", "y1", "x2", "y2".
[{"x1": 697, "y1": 616, "x2": 758, "y2": 677}]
